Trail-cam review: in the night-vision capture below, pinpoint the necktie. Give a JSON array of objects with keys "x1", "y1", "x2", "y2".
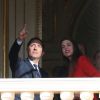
[
  {"x1": 33, "y1": 64, "x2": 41, "y2": 78},
  {"x1": 32, "y1": 64, "x2": 41, "y2": 100},
  {"x1": 33, "y1": 64, "x2": 38, "y2": 70}
]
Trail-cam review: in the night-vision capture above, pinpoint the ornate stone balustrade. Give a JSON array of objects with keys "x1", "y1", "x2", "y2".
[{"x1": 0, "y1": 78, "x2": 100, "y2": 100}]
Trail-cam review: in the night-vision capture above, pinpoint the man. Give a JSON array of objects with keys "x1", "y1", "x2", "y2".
[
  {"x1": 9, "y1": 25, "x2": 48, "y2": 78},
  {"x1": 15, "y1": 37, "x2": 44, "y2": 78},
  {"x1": 9, "y1": 25, "x2": 48, "y2": 100}
]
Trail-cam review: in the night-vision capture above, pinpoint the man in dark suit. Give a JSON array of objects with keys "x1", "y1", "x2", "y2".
[
  {"x1": 9, "y1": 25, "x2": 48, "y2": 100},
  {"x1": 9, "y1": 25, "x2": 48, "y2": 78}
]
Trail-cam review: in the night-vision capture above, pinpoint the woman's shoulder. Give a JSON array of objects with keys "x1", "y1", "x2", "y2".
[{"x1": 78, "y1": 55, "x2": 90, "y2": 62}]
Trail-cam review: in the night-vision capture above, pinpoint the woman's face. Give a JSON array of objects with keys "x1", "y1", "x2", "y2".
[{"x1": 61, "y1": 40, "x2": 74, "y2": 59}]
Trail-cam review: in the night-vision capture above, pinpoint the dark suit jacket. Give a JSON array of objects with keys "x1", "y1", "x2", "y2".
[
  {"x1": 9, "y1": 39, "x2": 22, "y2": 77},
  {"x1": 9, "y1": 39, "x2": 49, "y2": 78},
  {"x1": 9, "y1": 40, "x2": 49, "y2": 100},
  {"x1": 15, "y1": 58, "x2": 41, "y2": 78}
]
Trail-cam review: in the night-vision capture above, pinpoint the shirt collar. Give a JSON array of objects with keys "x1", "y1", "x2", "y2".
[{"x1": 28, "y1": 58, "x2": 38, "y2": 66}]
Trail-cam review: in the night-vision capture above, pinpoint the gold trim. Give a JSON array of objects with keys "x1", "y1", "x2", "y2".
[{"x1": 3, "y1": 0, "x2": 9, "y2": 78}]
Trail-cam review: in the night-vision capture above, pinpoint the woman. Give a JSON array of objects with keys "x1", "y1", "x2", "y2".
[
  {"x1": 61, "y1": 38, "x2": 100, "y2": 100},
  {"x1": 61, "y1": 38, "x2": 100, "y2": 77}
]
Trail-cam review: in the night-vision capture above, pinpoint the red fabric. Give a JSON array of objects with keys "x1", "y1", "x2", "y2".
[
  {"x1": 69, "y1": 55, "x2": 100, "y2": 77},
  {"x1": 68, "y1": 55, "x2": 100, "y2": 100}
]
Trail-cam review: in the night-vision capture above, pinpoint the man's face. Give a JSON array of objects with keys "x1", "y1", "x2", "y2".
[{"x1": 27, "y1": 42, "x2": 43, "y2": 60}]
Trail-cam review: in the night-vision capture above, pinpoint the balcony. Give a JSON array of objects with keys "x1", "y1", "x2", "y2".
[{"x1": 0, "y1": 78, "x2": 100, "y2": 100}]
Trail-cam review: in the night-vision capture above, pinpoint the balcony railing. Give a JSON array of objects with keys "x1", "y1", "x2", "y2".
[{"x1": 0, "y1": 78, "x2": 100, "y2": 100}]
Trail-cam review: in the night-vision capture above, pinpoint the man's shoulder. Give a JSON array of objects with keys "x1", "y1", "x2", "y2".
[
  {"x1": 16, "y1": 58, "x2": 33, "y2": 72},
  {"x1": 17, "y1": 58, "x2": 31, "y2": 68},
  {"x1": 18, "y1": 58, "x2": 28, "y2": 62}
]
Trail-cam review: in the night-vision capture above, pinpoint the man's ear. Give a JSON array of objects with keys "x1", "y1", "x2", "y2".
[{"x1": 42, "y1": 51, "x2": 45, "y2": 56}]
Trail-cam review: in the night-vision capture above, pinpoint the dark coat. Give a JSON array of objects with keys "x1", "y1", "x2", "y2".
[
  {"x1": 9, "y1": 39, "x2": 49, "y2": 100},
  {"x1": 9, "y1": 39, "x2": 49, "y2": 78}
]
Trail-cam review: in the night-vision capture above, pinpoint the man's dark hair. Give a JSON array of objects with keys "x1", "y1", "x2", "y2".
[{"x1": 27, "y1": 37, "x2": 44, "y2": 50}]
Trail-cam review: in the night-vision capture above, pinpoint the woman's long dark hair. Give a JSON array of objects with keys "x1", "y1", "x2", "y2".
[{"x1": 60, "y1": 38, "x2": 83, "y2": 76}]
